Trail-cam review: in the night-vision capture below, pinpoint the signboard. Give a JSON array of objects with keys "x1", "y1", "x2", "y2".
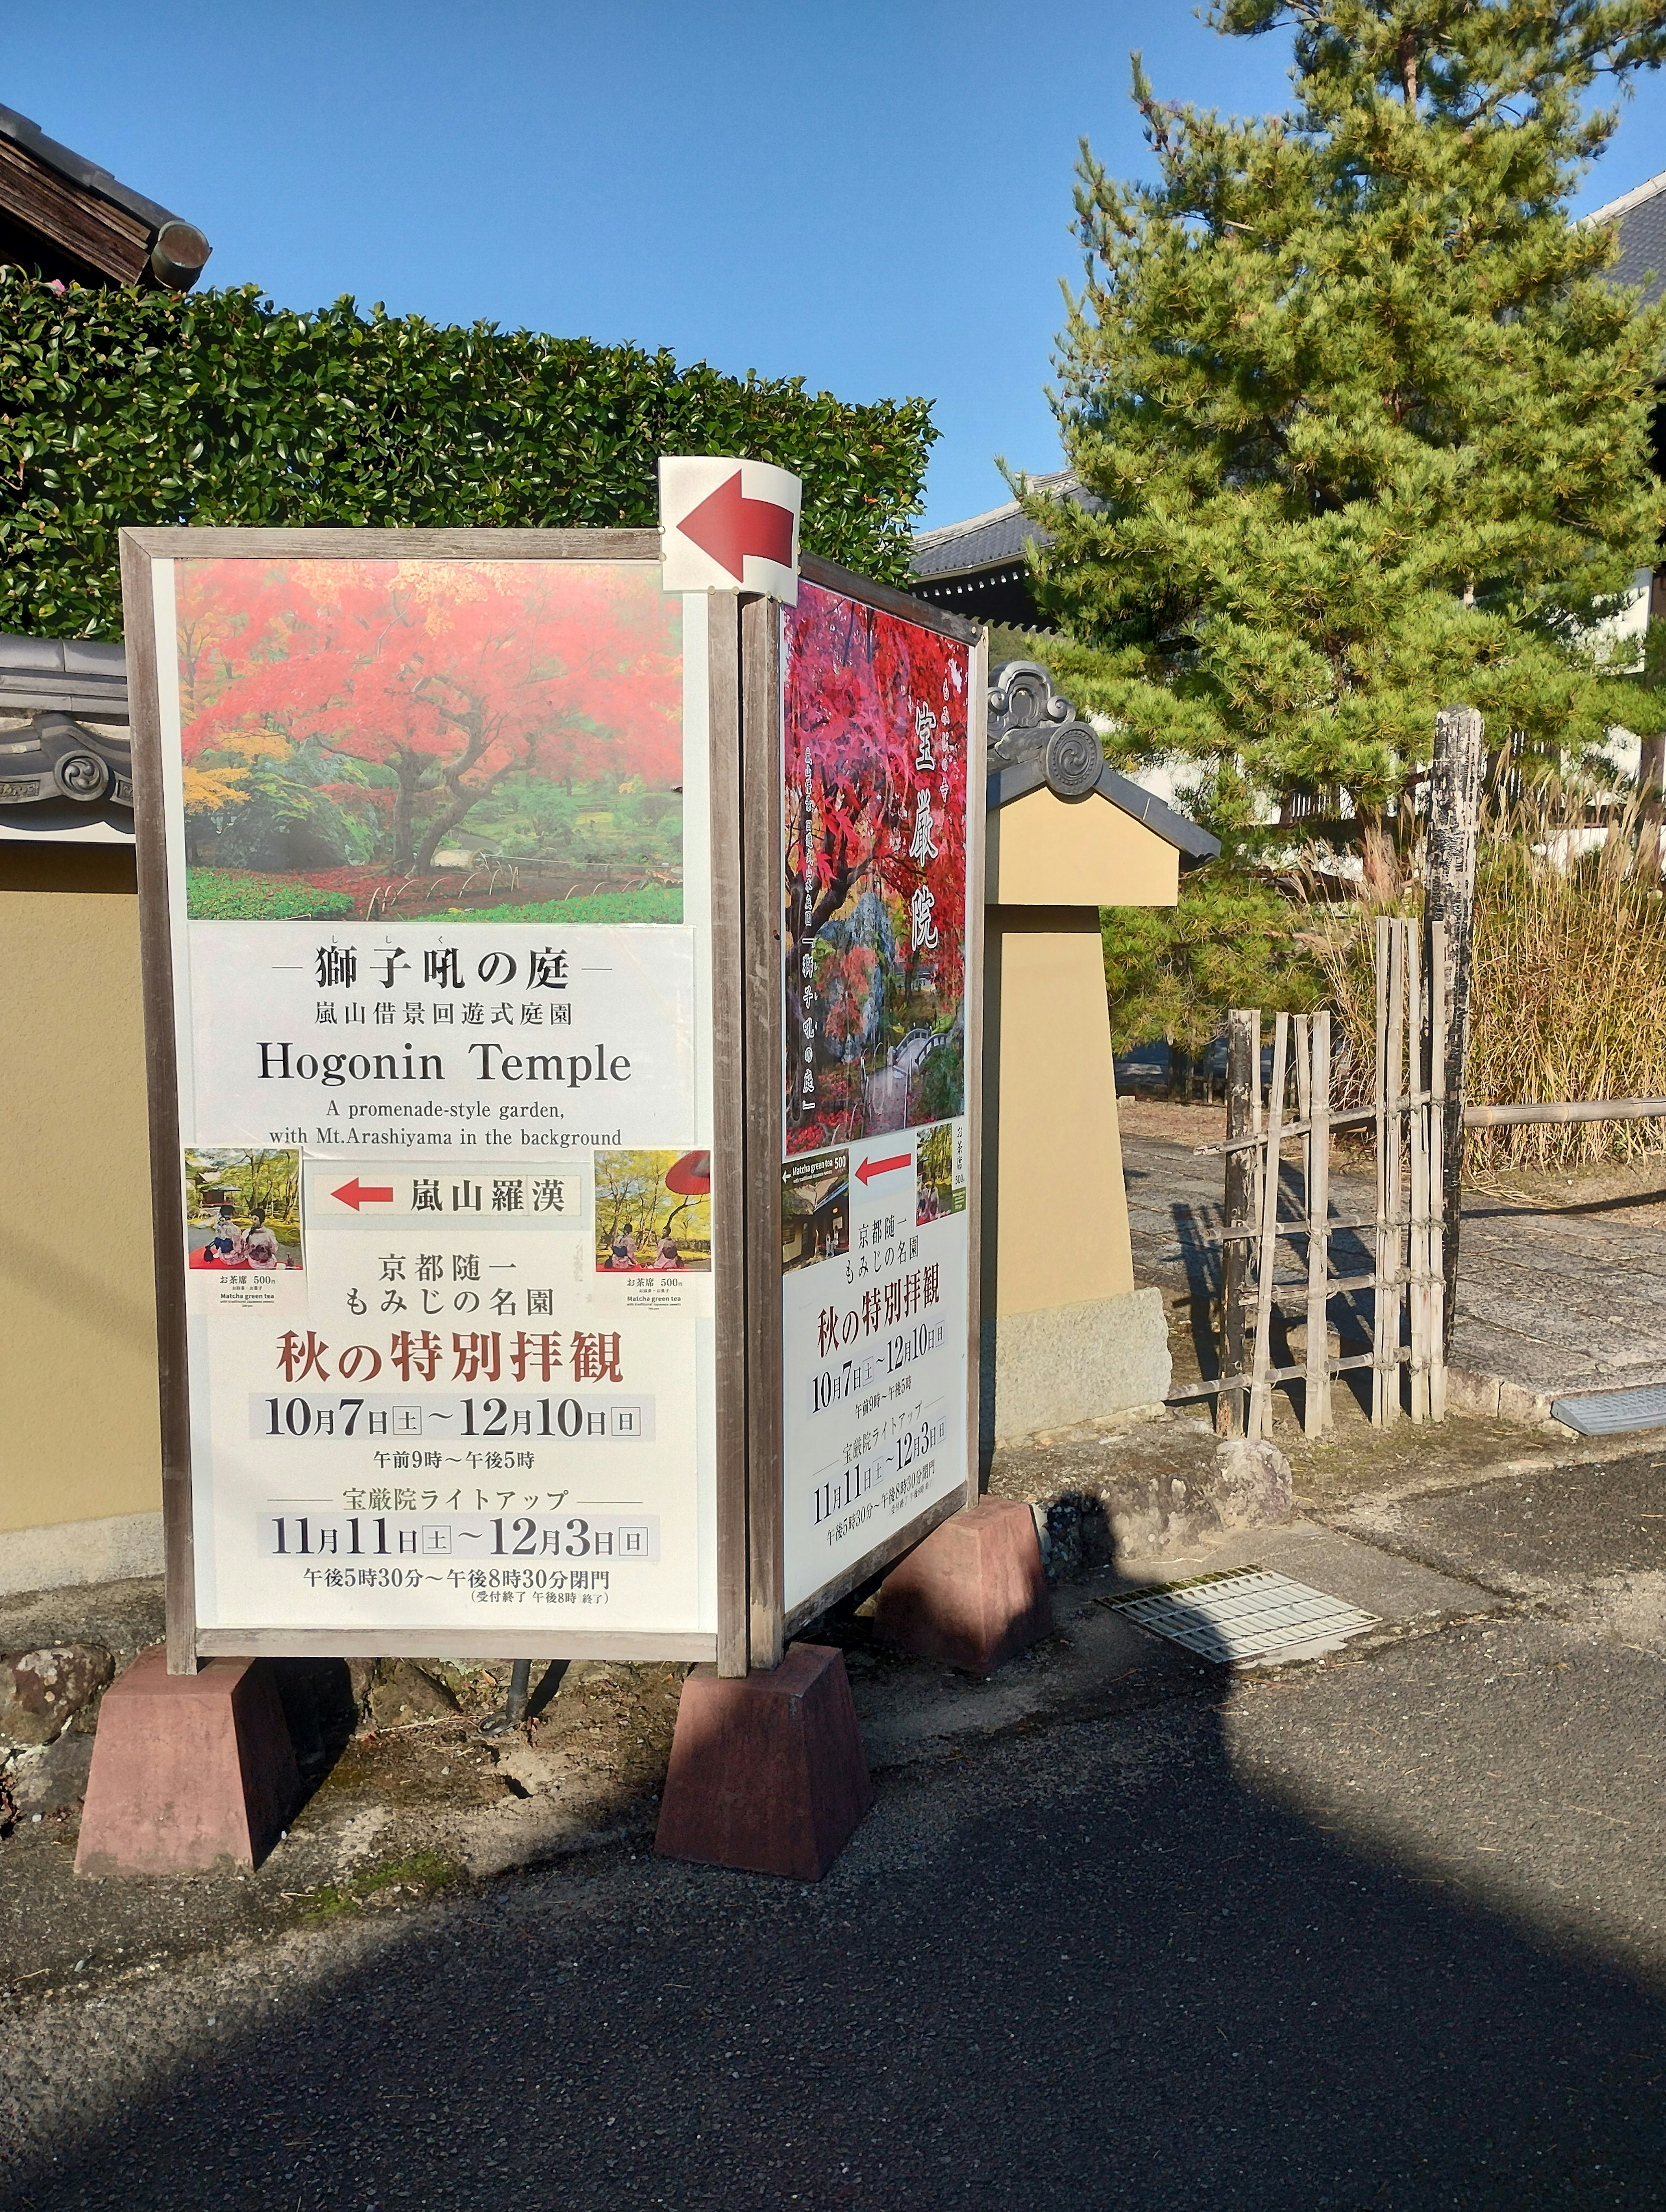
[
  {"x1": 774, "y1": 569, "x2": 985, "y2": 1634},
  {"x1": 123, "y1": 533, "x2": 732, "y2": 1664},
  {"x1": 124, "y1": 522, "x2": 980, "y2": 1681}
]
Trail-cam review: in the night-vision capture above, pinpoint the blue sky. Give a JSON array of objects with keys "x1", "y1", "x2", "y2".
[{"x1": 8, "y1": 2, "x2": 1666, "y2": 528}]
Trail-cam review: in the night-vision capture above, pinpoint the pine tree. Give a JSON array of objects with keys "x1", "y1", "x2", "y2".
[{"x1": 1027, "y1": 0, "x2": 1666, "y2": 851}]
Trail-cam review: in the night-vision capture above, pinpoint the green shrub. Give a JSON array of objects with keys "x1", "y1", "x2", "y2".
[
  {"x1": 0, "y1": 279, "x2": 936, "y2": 637},
  {"x1": 1102, "y1": 867, "x2": 1320, "y2": 1059},
  {"x1": 918, "y1": 1033, "x2": 964, "y2": 1123},
  {"x1": 186, "y1": 870, "x2": 355, "y2": 920},
  {"x1": 441, "y1": 886, "x2": 684, "y2": 925}
]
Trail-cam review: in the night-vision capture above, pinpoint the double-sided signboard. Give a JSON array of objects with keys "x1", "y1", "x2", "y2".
[{"x1": 121, "y1": 501, "x2": 981, "y2": 1679}]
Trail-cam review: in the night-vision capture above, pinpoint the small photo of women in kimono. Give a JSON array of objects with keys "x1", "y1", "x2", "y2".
[
  {"x1": 206, "y1": 1205, "x2": 243, "y2": 1265},
  {"x1": 607, "y1": 1224, "x2": 638, "y2": 1270},
  {"x1": 242, "y1": 1211, "x2": 279, "y2": 1269}
]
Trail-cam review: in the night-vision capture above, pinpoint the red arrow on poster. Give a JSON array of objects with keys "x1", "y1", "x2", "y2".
[
  {"x1": 677, "y1": 471, "x2": 795, "y2": 580},
  {"x1": 331, "y1": 1178, "x2": 394, "y2": 1211},
  {"x1": 658, "y1": 455, "x2": 802, "y2": 602},
  {"x1": 855, "y1": 1152, "x2": 911, "y2": 1187}
]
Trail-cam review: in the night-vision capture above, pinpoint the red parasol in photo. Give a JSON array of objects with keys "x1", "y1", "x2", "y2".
[{"x1": 664, "y1": 1151, "x2": 711, "y2": 1197}]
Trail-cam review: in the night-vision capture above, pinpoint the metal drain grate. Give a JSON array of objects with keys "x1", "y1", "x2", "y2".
[
  {"x1": 1549, "y1": 1383, "x2": 1666, "y2": 1437},
  {"x1": 1110, "y1": 1568, "x2": 1378, "y2": 1666}
]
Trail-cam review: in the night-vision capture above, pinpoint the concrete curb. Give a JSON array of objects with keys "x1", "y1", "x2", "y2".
[{"x1": 1446, "y1": 1363, "x2": 1578, "y2": 1437}]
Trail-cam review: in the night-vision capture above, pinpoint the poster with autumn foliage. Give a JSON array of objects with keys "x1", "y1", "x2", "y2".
[
  {"x1": 781, "y1": 579, "x2": 969, "y2": 1155},
  {"x1": 126, "y1": 541, "x2": 721, "y2": 1652},
  {"x1": 777, "y1": 580, "x2": 975, "y2": 1620},
  {"x1": 176, "y1": 560, "x2": 683, "y2": 925}
]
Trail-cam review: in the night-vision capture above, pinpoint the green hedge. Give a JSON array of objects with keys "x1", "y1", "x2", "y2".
[
  {"x1": 0, "y1": 278, "x2": 936, "y2": 637},
  {"x1": 186, "y1": 869, "x2": 355, "y2": 920}
]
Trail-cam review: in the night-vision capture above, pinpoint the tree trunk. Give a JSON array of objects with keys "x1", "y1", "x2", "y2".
[
  {"x1": 416, "y1": 760, "x2": 514, "y2": 873},
  {"x1": 390, "y1": 752, "x2": 427, "y2": 872},
  {"x1": 785, "y1": 842, "x2": 862, "y2": 1135}
]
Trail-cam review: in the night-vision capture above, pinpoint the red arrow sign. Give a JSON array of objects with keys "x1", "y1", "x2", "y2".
[
  {"x1": 332, "y1": 1178, "x2": 394, "y2": 1211},
  {"x1": 856, "y1": 1152, "x2": 911, "y2": 1187},
  {"x1": 676, "y1": 470, "x2": 795, "y2": 581}
]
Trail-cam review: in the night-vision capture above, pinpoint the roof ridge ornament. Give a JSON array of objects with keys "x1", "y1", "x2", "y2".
[{"x1": 987, "y1": 659, "x2": 1102, "y2": 802}]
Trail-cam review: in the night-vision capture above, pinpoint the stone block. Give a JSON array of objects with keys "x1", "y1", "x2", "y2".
[
  {"x1": 1211, "y1": 1438, "x2": 1293, "y2": 1530},
  {"x1": 12, "y1": 1731, "x2": 94, "y2": 1818},
  {"x1": 872, "y1": 1499, "x2": 1053, "y2": 1673},
  {"x1": 75, "y1": 1645, "x2": 299, "y2": 1878},
  {"x1": 655, "y1": 1643, "x2": 872, "y2": 1880},
  {"x1": 1499, "y1": 1380, "x2": 1557, "y2": 1430},
  {"x1": 0, "y1": 1509, "x2": 163, "y2": 1600},
  {"x1": 0, "y1": 1644, "x2": 114, "y2": 1750},
  {"x1": 981, "y1": 1287, "x2": 1171, "y2": 1448},
  {"x1": 1444, "y1": 1365, "x2": 1503, "y2": 1420}
]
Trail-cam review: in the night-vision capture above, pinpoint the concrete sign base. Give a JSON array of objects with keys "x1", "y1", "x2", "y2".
[
  {"x1": 655, "y1": 1644, "x2": 872, "y2": 1880},
  {"x1": 872, "y1": 1499, "x2": 1052, "y2": 1675},
  {"x1": 75, "y1": 1645, "x2": 298, "y2": 1877}
]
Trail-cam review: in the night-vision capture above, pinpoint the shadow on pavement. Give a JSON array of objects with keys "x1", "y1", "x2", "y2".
[{"x1": 16, "y1": 1654, "x2": 1666, "y2": 2212}]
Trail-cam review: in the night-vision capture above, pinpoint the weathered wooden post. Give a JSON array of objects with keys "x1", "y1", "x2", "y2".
[
  {"x1": 1424, "y1": 704, "x2": 1484, "y2": 1353},
  {"x1": 1303, "y1": 1011, "x2": 1331, "y2": 1438},
  {"x1": 1217, "y1": 1008, "x2": 1258, "y2": 1438}
]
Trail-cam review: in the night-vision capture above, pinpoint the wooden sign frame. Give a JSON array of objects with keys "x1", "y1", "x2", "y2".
[{"x1": 122, "y1": 527, "x2": 980, "y2": 1682}]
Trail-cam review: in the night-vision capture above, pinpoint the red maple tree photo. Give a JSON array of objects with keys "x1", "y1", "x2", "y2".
[
  {"x1": 781, "y1": 581, "x2": 969, "y2": 1154},
  {"x1": 175, "y1": 559, "x2": 683, "y2": 923}
]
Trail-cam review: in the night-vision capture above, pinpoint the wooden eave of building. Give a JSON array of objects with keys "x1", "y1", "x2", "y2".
[{"x1": 0, "y1": 104, "x2": 210, "y2": 291}]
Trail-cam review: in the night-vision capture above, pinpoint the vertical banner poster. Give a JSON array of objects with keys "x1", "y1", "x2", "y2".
[
  {"x1": 129, "y1": 542, "x2": 721, "y2": 1656},
  {"x1": 779, "y1": 580, "x2": 976, "y2": 1619}
]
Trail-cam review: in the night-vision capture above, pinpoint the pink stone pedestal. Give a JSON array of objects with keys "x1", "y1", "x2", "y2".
[
  {"x1": 655, "y1": 1643, "x2": 872, "y2": 1880},
  {"x1": 75, "y1": 1645, "x2": 299, "y2": 1877},
  {"x1": 872, "y1": 1499, "x2": 1053, "y2": 1674}
]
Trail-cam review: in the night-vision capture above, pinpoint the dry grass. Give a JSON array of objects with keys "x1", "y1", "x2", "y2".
[{"x1": 1308, "y1": 790, "x2": 1666, "y2": 1171}]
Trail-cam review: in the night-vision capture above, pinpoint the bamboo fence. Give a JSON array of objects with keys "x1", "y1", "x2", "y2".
[{"x1": 1210, "y1": 916, "x2": 1448, "y2": 1440}]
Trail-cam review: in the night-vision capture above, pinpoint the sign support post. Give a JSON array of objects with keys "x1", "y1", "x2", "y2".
[
  {"x1": 706, "y1": 589, "x2": 751, "y2": 1680},
  {"x1": 740, "y1": 590, "x2": 787, "y2": 1673}
]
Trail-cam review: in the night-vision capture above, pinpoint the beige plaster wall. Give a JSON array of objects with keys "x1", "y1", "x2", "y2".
[
  {"x1": 980, "y1": 907, "x2": 1135, "y2": 1321},
  {"x1": 986, "y1": 786, "x2": 1179, "y2": 907},
  {"x1": 0, "y1": 847, "x2": 162, "y2": 1536}
]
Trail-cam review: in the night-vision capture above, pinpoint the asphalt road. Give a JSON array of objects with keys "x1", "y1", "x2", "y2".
[{"x1": 11, "y1": 1456, "x2": 1666, "y2": 2211}]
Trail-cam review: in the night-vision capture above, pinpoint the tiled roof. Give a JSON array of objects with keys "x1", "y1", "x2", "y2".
[
  {"x1": 0, "y1": 632, "x2": 127, "y2": 719},
  {"x1": 1584, "y1": 169, "x2": 1666, "y2": 304},
  {"x1": 911, "y1": 469, "x2": 1093, "y2": 579}
]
